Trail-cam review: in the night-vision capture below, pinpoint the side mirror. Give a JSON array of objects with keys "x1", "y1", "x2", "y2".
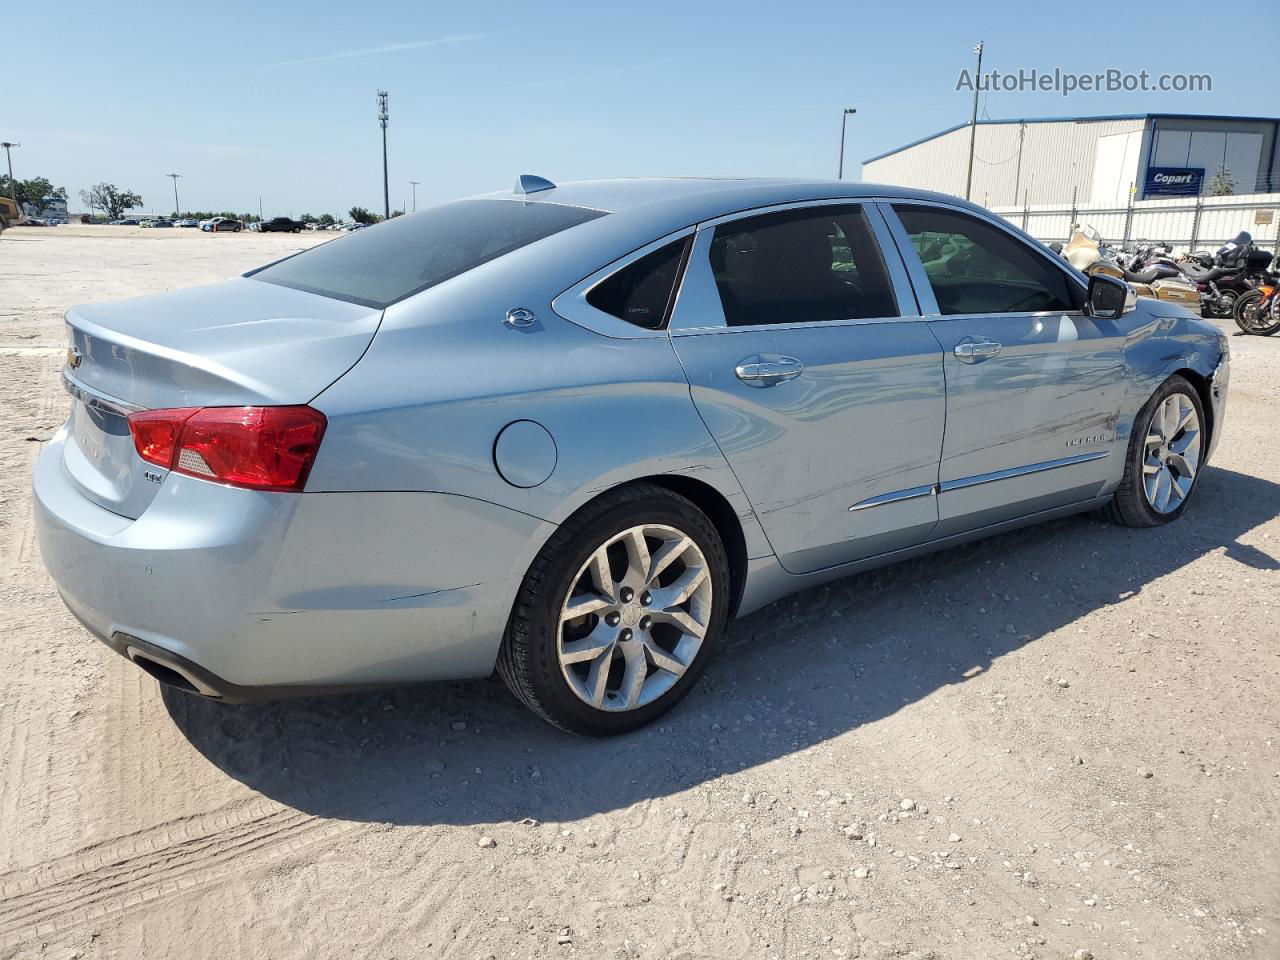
[{"x1": 1086, "y1": 273, "x2": 1133, "y2": 319}]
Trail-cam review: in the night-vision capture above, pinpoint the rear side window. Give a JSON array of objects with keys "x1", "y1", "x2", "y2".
[
  {"x1": 249, "y1": 199, "x2": 606, "y2": 308},
  {"x1": 586, "y1": 237, "x2": 691, "y2": 329},
  {"x1": 709, "y1": 205, "x2": 897, "y2": 326},
  {"x1": 893, "y1": 205, "x2": 1082, "y2": 315}
]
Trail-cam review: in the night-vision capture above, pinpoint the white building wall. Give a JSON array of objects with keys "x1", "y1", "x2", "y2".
[{"x1": 864, "y1": 118, "x2": 1147, "y2": 207}]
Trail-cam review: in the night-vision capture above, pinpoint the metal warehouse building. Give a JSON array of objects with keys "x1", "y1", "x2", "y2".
[{"x1": 862, "y1": 114, "x2": 1280, "y2": 207}]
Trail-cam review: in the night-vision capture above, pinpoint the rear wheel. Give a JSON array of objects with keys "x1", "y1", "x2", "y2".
[
  {"x1": 1104, "y1": 375, "x2": 1206, "y2": 527},
  {"x1": 498, "y1": 484, "x2": 730, "y2": 735}
]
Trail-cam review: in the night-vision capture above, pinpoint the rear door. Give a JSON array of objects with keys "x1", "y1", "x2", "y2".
[
  {"x1": 881, "y1": 201, "x2": 1126, "y2": 536},
  {"x1": 668, "y1": 201, "x2": 946, "y2": 575}
]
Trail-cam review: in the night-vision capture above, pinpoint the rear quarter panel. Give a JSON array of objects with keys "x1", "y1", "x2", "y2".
[{"x1": 306, "y1": 257, "x2": 772, "y2": 582}]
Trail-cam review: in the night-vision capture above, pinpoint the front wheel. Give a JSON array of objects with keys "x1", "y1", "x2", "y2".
[
  {"x1": 498, "y1": 484, "x2": 730, "y2": 735},
  {"x1": 1235, "y1": 289, "x2": 1280, "y2": 336},
  {"x1": 1104, "y1": 374, "x2": 1207, "y2": 527}
]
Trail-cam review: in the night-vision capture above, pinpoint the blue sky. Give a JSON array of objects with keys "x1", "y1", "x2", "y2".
[{"x1": 7, "y1": 0, "x2": 1275, "y2": 217}]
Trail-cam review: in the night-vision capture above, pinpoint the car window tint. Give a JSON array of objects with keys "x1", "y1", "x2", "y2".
[
  {"x1": 586, "y1": 237, "x2": 690, "y2": 329},
  {"x1": 708, "y1": 206, "x2": 897, "y2": 327},
  {"x1": 893, "y1": 205, "x2": 1082, "y2": 315},
  {"x1": 249, "y1": 199, "x2": 606, "y2": 308}
]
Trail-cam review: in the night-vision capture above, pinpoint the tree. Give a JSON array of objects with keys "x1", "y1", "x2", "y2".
[
  {"x1": 300, "y1": 213, "x2": 317, "y2": 224},
  {"x1": 349, "y1": 206, "x2": 380, "y2": 225},
  {"x1": 79, "y1": 183, "x2": 143, "y2": 221},
  {"x1": 1205, "y1": 164, "x2": 1236, "y2": 197},
  {"x1": 0, "y1": 176, "x2": 67, "y2": 214},
  {"x1": 318, "y1": 213, "x2": 335, "y2": 226}
]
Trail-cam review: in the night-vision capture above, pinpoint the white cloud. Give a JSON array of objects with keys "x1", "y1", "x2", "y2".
[{"x1": 264, "y1": 34, "x2": 486, "y2": 68}]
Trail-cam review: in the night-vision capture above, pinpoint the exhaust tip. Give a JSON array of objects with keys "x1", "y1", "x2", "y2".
[{"x1": 126, "y1": 646, "x2": 222, "y2": 698}]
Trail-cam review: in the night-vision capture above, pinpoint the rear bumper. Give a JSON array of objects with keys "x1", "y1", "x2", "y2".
[{"x1": 34, "y1": 429, "x2": 553, "y2": 696}]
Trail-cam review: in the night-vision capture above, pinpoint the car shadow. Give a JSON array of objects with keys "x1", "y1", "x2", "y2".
[{"x1": 164, "y1": 466, "x2": 1280, "y2": 826}]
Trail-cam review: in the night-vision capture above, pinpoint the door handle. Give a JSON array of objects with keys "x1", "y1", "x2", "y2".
[
  {"x1": 735, "y1": 355, "x2": 804, "y2": 386},
  {"x1": 954, "y1": 339, "x2": 1002, "y2": 362}
]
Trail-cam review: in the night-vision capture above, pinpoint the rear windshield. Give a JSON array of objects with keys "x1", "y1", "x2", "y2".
[{"x1": 247, "y1": 199, "x2": 606, "y2": 308}]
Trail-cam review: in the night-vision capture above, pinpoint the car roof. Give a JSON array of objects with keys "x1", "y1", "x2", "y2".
[{"x1": 475, "y1": 176, "x2": 983, "y2": 221}]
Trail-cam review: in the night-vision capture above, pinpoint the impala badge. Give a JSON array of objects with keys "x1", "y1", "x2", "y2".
[
  {"x1": 1065, "y1": 434, "x2": 1108, "y2": 447},
  {"x1": 67, "y1": 346, "x2": 82, "y2": 369}
]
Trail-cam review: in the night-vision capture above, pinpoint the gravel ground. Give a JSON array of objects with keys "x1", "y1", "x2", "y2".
[{"x1": 0, "y1": 225, "x2": 1277, "y2": 960}]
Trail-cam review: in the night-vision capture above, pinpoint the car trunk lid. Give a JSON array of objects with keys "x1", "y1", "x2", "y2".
[{"x1": 62, "y1": 277, "x2": 381, "y2": 519}]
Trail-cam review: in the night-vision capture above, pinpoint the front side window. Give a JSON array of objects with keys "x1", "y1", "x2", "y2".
[
  {"x1": 249, "y1": 199, "x2": 606, "y2": 308},
  {"x1": 708, "y1": 205, "x2": 898, "y2": 327},
  {"x1": 586, "y1": 237, "x2": 690, "y2": 329},
  {"x1": 893, "y1": 205, "x2": 1082, "y2": 315}
]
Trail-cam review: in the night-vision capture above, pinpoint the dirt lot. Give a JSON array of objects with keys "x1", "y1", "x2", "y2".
[{"x1": 1, "y1": 224, "x2": 1277, "y2": 960}]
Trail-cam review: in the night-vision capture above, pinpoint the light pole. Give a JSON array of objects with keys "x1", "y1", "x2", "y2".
[
  {"x1": 409, "y1": 179, "x2": 419, "y2": 212},
  {"x1": 1, "y1": 141, "x2": 19, "y2": 204},
  {"x1": 964, "y1": 41, "x2": 984, "y2": 201},
  {"x1": 377, "y1": 91, "x2": 390, "y2": 220},
  {"x1": 837, "y1": 108, "x2": 856, "y2": 180},
  {"x1": 166, "y1": 173, "x2": 181, "y2": 217}
]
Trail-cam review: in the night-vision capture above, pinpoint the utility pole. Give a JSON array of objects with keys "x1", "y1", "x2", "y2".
[
  {"x1": 409, "y1": 179, "x2": 419, "y2": 212},
  {"x1": 964, "y1": 41, "x2": 983, "y2": 201},
  {"x1": 837, "y1": 108, "x2": 856, "y2": 180},
  {"x1": 166, "y1": 173, "x2": 181, "y2": 217},
  {"x1": 1, "y1": 141, "x2": 19, "y2": 204},
  {"x1": 377, "y1": 91, "x2": 390, "y2": 220}
]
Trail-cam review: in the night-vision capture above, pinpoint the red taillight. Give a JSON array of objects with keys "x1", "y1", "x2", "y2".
[{"x1": 128, "y1": 405, "x2": 327, "y2": 493}]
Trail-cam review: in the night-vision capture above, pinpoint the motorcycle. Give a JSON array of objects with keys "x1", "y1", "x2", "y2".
[
  {"x1": 1177, "y1": 231, "x2": 1271, "y2": 319},
  {"x1": 1063, "y1": 226, "x2": 1201, "y2": 314},
  {"x1": 1233, "y1": 270, "x2": 1280, "y2": 336}
]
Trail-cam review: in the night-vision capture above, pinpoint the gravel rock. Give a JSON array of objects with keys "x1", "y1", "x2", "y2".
[
  {"x1": 1138, "y1": 767, "x2": 1154, "y2": 779},
  {"x1": 899, "y1": 798, "x2": 916, "y2": 811},
  {"x1": 477, "y1": 836, "x2": 496, "y2": 849}
]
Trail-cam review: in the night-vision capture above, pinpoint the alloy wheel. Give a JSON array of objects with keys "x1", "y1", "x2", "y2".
[
  {"x1": 557, "y1": 524, "x2": 712, "y2": 712},
  {"x1": 1143, "y1": 393, "x2": 1201, "y2": 514}
]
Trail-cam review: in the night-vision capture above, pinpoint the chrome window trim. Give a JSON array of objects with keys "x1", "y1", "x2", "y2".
[
  {"x1": 667, "y1": 197, "x2": 923, "y2": 335},
  {"x1": 550, "y1": 227, "x2": 696, "y2": 340},
  {"x1": 62, "y1": 369, "x2": 144, "y2": 415},
  {"x1": 939, "y1": 450, "x2": 1109, "y2": 493},
  {"x1": 876, "y1": 199, "x2": 1088, "y2": 320}
]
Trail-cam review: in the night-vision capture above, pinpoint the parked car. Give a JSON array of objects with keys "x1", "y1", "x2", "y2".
[
  {"x1": 176, "y1": 219, "x2": 199, "y2": 228},
  {"x1": 118, "y1": 218, "x2": 140, "y2": 226},
  {"x1": 208, "y1": 217, "x2": 242, "y2": 233},
  {"x1": 259, "y1": 216, "x2": 304, "y2": 233},
  {"x1": 150, "y1": 219, "x2": 174, "y2": 228},
  {"x1": 35, "y1": 177, "x2": 1229, "y2": 735}
]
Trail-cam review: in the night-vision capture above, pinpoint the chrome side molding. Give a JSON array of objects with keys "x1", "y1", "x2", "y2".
[
  {"x1": 848, "y1": 451, "x2": 1109, "y2": 511},
  {"x1": 939, "y1": 451, "x2": 1109, "y2": 493},
  {"x1": 848, "y1": 483, "x2": 937, "y2": 512}
]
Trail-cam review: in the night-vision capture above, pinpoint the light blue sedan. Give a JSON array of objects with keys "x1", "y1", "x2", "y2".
[{"x1": 34, "y1": 176, "x2": 1228, "y2": 734}]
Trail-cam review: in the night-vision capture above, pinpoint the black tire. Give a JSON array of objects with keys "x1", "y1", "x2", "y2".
[
  {"x1": 1103, "y1": 374, "x2": 1207, "y2": 528},
  {"x1": 1234, "y1": 289, "x2": 1280, "y2": 336},
  {"x1": 497, "y1": 483, "x2": 730, "y2": 735}
]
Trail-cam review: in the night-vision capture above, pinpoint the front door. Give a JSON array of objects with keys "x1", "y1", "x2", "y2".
[
  {"x1": 668, "y1": 202, "x2": 946, "y2": 575},
  {"x1": 883, "y1": 202, "x2": 1127, "y2": 537}
]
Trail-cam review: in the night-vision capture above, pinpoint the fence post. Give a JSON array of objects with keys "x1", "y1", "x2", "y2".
[
  {"x1": 1189, "y1": 195, "x2": 1202, "y2": 251},
  {"x1": 1123, "y1": 183, "x2": 1134, "y2": 243},
  {"x1": 1022, "y1": 190, "x2": 1029, "y2": 231}
]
